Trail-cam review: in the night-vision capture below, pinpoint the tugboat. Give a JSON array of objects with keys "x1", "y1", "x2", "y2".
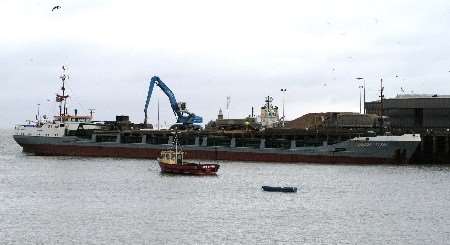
[{"x1": 158, "y1": 135, "x2": 220, "y2": 175}]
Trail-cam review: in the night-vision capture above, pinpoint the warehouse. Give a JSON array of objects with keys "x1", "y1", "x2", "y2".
[{"x1": 365, "y1": 94, "x2": 450, "y2": 129}]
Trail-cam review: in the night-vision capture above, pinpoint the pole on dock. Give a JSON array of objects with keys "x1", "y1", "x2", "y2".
[
  {"x1": 281, "y1": 88, "x2": 287, "y2": 127},
  {"x1": 157, "y1": 99, "x2": 160, "y2": 130},
  {"x1": 379, "y1": 78, "x2": 384, "y2": 134},
  {"x1": 355, "y1": 77, "x2": 365, "y2": 114}
]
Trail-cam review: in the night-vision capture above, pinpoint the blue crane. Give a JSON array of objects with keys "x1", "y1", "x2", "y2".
[{"x1": 144, "y1": 76, "x2": 203, "y2": 128}]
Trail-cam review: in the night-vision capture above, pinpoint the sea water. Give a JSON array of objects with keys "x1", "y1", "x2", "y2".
[{"x1": 0, "y1": 129, "x2": 449, "y2": 244}]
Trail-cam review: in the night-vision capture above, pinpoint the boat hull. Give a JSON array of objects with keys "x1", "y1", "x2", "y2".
[
  {"x1": 262, "y1": 186, "x2": 297, "y2": 192},
  {"x1": 159, "y1": 161, "x2": 219, "y2": 175},
  {"x1": 13, "y1": 135, "x2": 421, "y2": 164}
]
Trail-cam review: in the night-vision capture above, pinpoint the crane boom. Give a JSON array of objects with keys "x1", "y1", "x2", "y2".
[{"x1": 143, "y1": 76, "x2": 202, "y2": 127}]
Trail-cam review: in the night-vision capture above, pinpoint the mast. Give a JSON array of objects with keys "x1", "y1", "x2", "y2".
[
  {"x1": 88, "y1": 108, "x2": 95, "y2": 119},
  {"x1": 379, "y1": 78, "x2": 384, "y2": 133},
  {"x1": 56, "y1": 66, "x2": 69, "y2": 122},
  {"x1": 62, "y1": 75, "x2": 66, "y2": 116},
  {"x1": 174, "y1": 132, "x2": 179, "y2": 164}
]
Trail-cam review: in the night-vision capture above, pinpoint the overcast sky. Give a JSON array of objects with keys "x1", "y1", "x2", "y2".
[{"x1": 1, "y1": 0, "x2": 450, "y2": 128}]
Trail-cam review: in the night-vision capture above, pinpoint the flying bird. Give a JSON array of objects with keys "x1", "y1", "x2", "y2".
[{"x1": 52, "y1": 6, "x2": 61, "y2": 11}]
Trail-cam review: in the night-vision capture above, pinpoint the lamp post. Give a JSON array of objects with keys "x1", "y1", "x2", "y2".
[
  {"x1": 280, "y1": 88, "x2": 287, "y2": 127},
  {"x1": 358, "y1": 85, "x2": 363, "y2": 114},
  {"x1": 355, "y1": 77, "x2": 365, "y2": 114}
]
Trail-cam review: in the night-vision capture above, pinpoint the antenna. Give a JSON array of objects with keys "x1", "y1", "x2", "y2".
[{"x1": 88, "y1": 108, "x2": 96, "y2": 119}]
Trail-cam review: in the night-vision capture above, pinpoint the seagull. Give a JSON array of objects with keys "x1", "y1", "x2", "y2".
[{"x1": 52, "y1": 6, "x2": 61, "y2": 11}]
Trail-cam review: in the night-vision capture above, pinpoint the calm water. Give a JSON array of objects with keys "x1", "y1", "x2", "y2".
[{"x1": 1, "y1": 129, "x2": 450, "y2": 244}]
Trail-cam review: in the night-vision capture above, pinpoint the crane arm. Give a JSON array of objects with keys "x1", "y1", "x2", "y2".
[
  {"x1": 144, "y1": 76, "x2": 181, "y2": 124},
  {"x1": 144, "y1": 76, "x2": 202, "y2": 126},
  {"x1": 143, "y1": 78, "x2": 156, "y2": 125}
]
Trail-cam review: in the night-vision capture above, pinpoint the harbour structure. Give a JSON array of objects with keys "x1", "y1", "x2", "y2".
[
  {"x1": 365, "y1": 94, "x2": 450, "y2": 162},
  {"x1": 365, "y1": 94, "x2": 450, "y2": 129},
  {"x1": 205, "y1": 109, "x2": 260, "y2": 131},
  {"x1": 287, "y1": 112, "x2": 380, "y2": 130}
]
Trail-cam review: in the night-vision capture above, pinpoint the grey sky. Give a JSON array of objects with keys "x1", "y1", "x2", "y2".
[{"x1": 1, "y1": 0, "x2": 450, "y2": 128}]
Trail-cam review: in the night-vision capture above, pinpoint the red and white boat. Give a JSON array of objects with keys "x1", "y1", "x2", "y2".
[{"x1": 158, "y1": 137, "x2": 220, "y2": 175}]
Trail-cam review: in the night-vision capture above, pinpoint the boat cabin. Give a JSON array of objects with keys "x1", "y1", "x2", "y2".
[{"x1": 159, "y1": 150, "x2": 184, "y2": 165}]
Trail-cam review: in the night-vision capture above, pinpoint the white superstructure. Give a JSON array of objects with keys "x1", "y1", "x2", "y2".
[
  {"x1": 14, "y1": 122, "x2": 65, "y2": 137},
  {"x1": 13, "y1": 66, "x2": 100, "y2": 137},
  {"x1": 260, "y1": 96, "x2": 280, "y2": 128},
  {"x1": 14, "y1": 115, "x2": 100, "y2": 137}
]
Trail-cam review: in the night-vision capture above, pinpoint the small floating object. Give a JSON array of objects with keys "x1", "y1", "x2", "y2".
[{"x1": 262, "y1": 186, "x2": 297, "y2": 193}]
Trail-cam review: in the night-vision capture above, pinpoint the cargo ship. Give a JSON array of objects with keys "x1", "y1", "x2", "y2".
[{"x1": 13, "y1": 72, "x2": 422, "y2": 164}]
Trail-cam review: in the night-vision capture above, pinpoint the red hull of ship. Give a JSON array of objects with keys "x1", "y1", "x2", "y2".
[
  {"x1": 20, "y1": 143, "x2": 395, "y2": 164},
  {"x1": 159, "y1": 162, "x2": 219, "y2": 175}
]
